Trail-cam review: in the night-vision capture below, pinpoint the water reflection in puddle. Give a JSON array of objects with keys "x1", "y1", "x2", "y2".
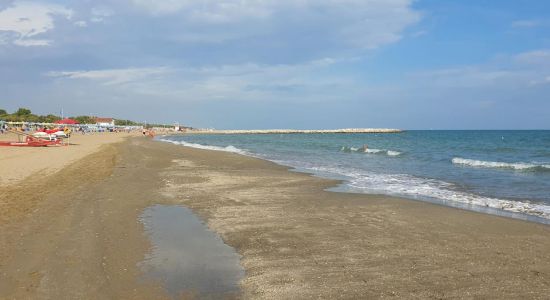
[{"x1": 139, "y1": 205, "x2": 244, "y2": 299}]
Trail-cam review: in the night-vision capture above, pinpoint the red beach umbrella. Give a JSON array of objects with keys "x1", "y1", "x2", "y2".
[{"x1": 54, "y1": 118, "x2": 79, "y2": 125}]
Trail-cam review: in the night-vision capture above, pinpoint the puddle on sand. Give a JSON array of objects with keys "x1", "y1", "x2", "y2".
[{"x1": 139, "y1": 204, "x2": 244, "y2": 299}]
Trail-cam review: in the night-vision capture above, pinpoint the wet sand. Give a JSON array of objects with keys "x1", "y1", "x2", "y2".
[
  {"x1": 1, "y1": 137, "x2": 549, "y2": 299},
  {"x1": 140, "y1": 204, "x2": 244, "y2": 298}
]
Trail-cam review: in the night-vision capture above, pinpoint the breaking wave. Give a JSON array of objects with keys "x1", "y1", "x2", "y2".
[
  {"x1": 341, "y1": 146, "x2": 401, "y2": 156},
  {"x1": 452, "y1": 157, "x2": 550, "y2": 172},
  {"x1": 158, "y1": 138, "x2": 248, "y2": 155},
  {"x1": 157, "y1": 136, "x2": 550, "y2": 222},
  {"x1": 304, "y1": 165, "x2": 550, "y2": 220}
]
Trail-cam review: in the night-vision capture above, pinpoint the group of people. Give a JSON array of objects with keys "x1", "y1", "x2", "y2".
[
  {"x1": 36, "y1": 126, "x2": 72, "y2": 137},
  {"x1": 0, "y1": 121, "x2": 146, "y2": 137},
  {"x1": 142, "y1": 128, "x2": 156, "y2": 138}
]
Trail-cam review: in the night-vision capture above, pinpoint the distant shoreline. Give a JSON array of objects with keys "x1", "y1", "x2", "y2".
[{"x1": 185, "y1": 128, "x2": 403, "y2": 134}]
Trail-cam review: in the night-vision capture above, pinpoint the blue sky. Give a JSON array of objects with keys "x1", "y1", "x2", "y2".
[{"x1": 1, "y1": 0, "x2": 549, "y2": 129}]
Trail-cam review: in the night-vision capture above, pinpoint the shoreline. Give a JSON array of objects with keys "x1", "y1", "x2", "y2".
[
  {"x1": 1, "y1": 137, "x2": 549, "y2": 298},
  {"x1": 184, "y1": 128, "x2": 403, "y2": 134},
  {"x1": 152, "y1": 139, "x2": 550, "y2": 298},
  {"x1": 333, "y1": 188, "x2": 550, "y2": 225},
  {"x1": 158, "y1": 136, "x2": 550, "y2": 225}
]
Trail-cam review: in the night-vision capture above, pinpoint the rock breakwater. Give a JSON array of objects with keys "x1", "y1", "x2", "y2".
[{"x1": 187, "y1": 128, "x2": 402, "y2": 134}]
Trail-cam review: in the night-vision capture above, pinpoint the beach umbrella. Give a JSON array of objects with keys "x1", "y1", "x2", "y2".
[{"x1": 54, "y1": 118, "x2": 79, "y2": 124}]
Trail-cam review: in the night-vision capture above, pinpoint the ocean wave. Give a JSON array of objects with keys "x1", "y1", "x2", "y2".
[
  {"x1": 157, "y1": 137, "x2": 549, "y2": 220},
  {"x1": 158, "y1": 138, "x2": 248, "y2": 155},
  {"x1": 341, "y1": 146, "x2": 401, "y2": 156},
  {"x1": 387, "y1": 150, "x2": 401, "y2": 156},
  {"x1": 306, "y1": 165, "x2": 550, "y2": 220},
  {"x1": 364, "y1": 148, "x2": 384, "y2": 154},
  {"x1": 452, "y1": 157, "x2": 550, "y2": 171}
]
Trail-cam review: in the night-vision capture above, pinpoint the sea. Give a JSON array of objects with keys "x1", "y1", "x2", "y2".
[{"x1": 158, "y1": 130, "x2": 550, "y2": 224}]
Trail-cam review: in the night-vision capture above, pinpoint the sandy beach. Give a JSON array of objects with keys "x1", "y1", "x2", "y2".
[
  {"x1": 0, "y1": 132, "x2": 135, "y2": 186},
  {"x1": 1, "y1": 136, "x2": 549, "y2": 299}
]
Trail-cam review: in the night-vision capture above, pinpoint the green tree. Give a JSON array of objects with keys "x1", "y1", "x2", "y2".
[
  {"x1": 25, "y1": 114, "x2": 40, "y2": 122},
  {"x1": 0, "y1": 109, "x2": 7, "y2": 115},
  {"x1": 39, "y1": 114, "x2": 61, "y2": 123},
  {"x1": 72, "y1": 115, "x2": 97, "y2": 124},
  {"x1": 15, "y1": 108, "x2": 32, "y2": 116},
  {"x1": 115, "y1": 119, "x2": 140, "y2": 126}
]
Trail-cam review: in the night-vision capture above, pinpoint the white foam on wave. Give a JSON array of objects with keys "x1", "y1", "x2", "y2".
[
  {"x1": 387, "y1": 150, "x2": 402, "y2": 156},
  {"x1": 364, "y1": 148, "x2": 383, "y2": 154},
  {"x1": 158, "y1": 137, "x2": 549, "y2": 221},
  {"x1": 158, "y1": 138, "x2": 248, "y2": 155},
  {"x1": 341, "y1": 147, "x2": 401, "y2": 156},
  {"x1": 452, "y1": 157, "x2": 550, "y2": 171},
  {"x1": 304, "y1": 165, "x2": 550, "y2": 220}
]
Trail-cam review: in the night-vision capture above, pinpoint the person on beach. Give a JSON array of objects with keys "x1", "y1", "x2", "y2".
[{"x1": 63, "y1": 127, "x2": 72, "y2": 137}]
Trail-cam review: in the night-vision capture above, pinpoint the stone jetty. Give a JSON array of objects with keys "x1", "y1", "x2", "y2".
[{"x1": 187, "y1": 128, "x2": 403, "y2": 134}]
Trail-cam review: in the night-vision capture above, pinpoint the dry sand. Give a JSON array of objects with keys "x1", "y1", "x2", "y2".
[
  {"x1": 0, "y1": 132, "x2": 136, "y2": 186},
  {"x1": 1, "y1": 137, "x2": 549, "y2": 299}
]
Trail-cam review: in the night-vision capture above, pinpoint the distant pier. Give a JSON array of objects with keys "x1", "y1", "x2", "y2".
[{"x1": 186, "y1": 128, "x2": 403, "y2": 134}]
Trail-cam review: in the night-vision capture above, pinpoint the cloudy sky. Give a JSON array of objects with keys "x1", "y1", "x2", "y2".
[{"x1": 1, "y1": 0, "x2": 549, "y2": 129}]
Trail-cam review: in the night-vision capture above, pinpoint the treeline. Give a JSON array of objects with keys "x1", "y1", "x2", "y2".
[
  {"x1": 0, "y1": 108, "x2": 61, "y2": 123},
  {"x1": 114, "y1": 119, "x2": 142, "y2": 126},
  {"x1": 0, "y1": 107, "x2": 173, "y2": 128}
]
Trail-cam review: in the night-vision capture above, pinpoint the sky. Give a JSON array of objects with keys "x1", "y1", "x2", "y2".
[{"x1": 0, "y1": 0, "x2": 549, "y2": 129}]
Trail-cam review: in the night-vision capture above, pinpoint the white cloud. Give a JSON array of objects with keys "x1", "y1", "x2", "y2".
[
  {"x1": 130, "y1": 0, "x2": 192, "y2": 15},
  {"x1": 515, "y1": 49, "x2": 550, "y2": 65},
  {"x1": 410, "y1": 49, "x2": 550, "y2": 89},
  {"x1": 511, "y1": 19, "x2": 542, "y2": 28},
  {"x1": 130, "y1": 0, "x2": 421, "y2": 50},
  {"x1": 411, "y1": 30, "x2": 428, "y2": 38},
  {"x1": 0, "y1": 1, "x2": 73, "y2": 46},
  {"x1": 47, "y1": 67, "x2": 172, "y2": 85},
  {"x1": 413, "y1": 67, "x2": 518, "y2": 88},
  {"x1": 130, "y1": 0, "x2": 271, "y2": 19},
  {"x1": 74, "y1": 20, "x2": 87, "y2": 27},
  {"x1": 90, "y1": 6, "x2": 114, "y2": 23},
  {"x1": 14, "y1": 38, "x2": 50, "y2": 46},
  {"x1": 0, "y1": 31, "x2": 13, "y2": 45},
  {"x1": 45, "y1": 58, "x2": 353, "y2": 103}
]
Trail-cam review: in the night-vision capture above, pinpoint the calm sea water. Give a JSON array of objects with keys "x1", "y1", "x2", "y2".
[{"x1": 159, "y1": 131, "x2": 550, "y2": 223}]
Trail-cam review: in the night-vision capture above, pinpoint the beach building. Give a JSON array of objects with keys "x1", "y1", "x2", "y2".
[{"x1": 95, "y1": 117, "x2": 115, "y2": 128}]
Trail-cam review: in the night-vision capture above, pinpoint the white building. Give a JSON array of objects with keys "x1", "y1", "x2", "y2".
[{"x1": 95, "y1": 117, "x2": 115, "y2": 128}]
